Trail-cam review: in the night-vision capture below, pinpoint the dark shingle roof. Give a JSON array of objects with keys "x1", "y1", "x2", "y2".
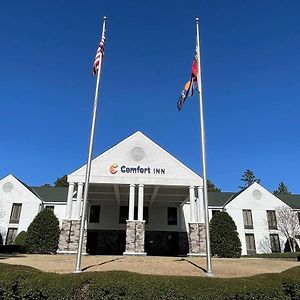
[
  {"x1": 207, "y1": 192, "x2": 236, "y2": 207},
  {"x1": 275, "y1": 194, "x2": 300, "y2": 209},
  {"x1": 32, "y1": 186, "x2": 68, "y2": 203}
]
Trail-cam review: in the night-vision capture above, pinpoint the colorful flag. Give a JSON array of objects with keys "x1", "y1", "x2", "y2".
[
  {"x1": 92, "y1": 29, "x2": 106, "y2": 75},
  {"x1": 177, "y1": 53, "x2": 198, "y2": 111}
]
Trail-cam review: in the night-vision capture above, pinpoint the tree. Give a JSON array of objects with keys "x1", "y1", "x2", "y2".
[
  {"x1": 207, "y1": 179, "x2": 221, "y2": 192},
  {"x1": 275, "y1": 206, "x2": 300, "y2": 252},
  {"x1": 273, "y1": 182, "x2": 291, "y2": 195},
  {"x1": 15, "y1": 231, "x2": 28, "y2": 246},
  {"x1": 54, "y1": 175, "x2": 68, "y2": 187},
  {"x1": 210, "y1": 211, "x2": 241, "y2": 257},
  {"x1": 239, "y1": 169, "x2": 260, "y2": 190},
  {"x1": 26, "y1": 209, "x2": 60, "y2": 254}
]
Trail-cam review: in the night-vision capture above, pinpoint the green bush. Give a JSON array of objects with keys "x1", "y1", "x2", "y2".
[
  {"x1": 210, "y1": 211, "x2": 242, "y2": 258},
  {"x1": 0, "y1": 263, "x2": 299, "y2": 299},
  {"x1": 0, "y1": 245, "x2": 26, "y2": 254},
  {"x1": 15, "y1": 231, "x2": 28, "y2": 246},
  {"x1": 26, "y1": 209, "x2": 60, "y2": 254},
  {"x1": 0, "y1": 264, "x2": 300, "y2": 300}
]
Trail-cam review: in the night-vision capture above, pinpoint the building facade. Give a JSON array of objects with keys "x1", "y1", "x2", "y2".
[{"x1": 0, "y1": 132, "x2": 299, "y2": 256}]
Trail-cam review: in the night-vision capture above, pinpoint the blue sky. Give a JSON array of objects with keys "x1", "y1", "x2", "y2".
[{"x1": 0, "y1": 1, "x2": 299, "y2": 192}]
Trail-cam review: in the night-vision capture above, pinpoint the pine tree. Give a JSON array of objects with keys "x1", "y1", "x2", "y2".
[
  {"x1": 210, "y1": 211, "x2": 241, "y2": 257},
  {"x1": 239, "y1": 169, "x2": 260, "y2": 190},
  {"x1": 207, "y1": 179, "x2": 221, "y2": 192},
  {"x1": 26, "y1": 209, "x2": 60, "y2": 254},
  {"x1": 54, "y1": 175, "x2": 68, "y2": 187},
  {"x1": 273, "y1": 182, "x2": 290, "y2": 195}
]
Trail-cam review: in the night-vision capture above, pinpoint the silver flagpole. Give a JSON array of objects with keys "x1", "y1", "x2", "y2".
[
  {"x1": 195, "y1": 17, "x2": 213, "y2": 276},
  {"x1": 74, "y1": 16, "x2": 107, "y2": 273}
]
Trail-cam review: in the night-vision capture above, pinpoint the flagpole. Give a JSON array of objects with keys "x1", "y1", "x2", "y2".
[
  {"x1": 74, "y1": 16, "x2": 107, "y2": 273},
  {"x1": 195, "y1": 17, "x2": 213, "y2": 276}
]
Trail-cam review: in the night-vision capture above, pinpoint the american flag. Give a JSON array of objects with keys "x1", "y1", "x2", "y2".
[{"x1": 92, "y1": 29, "x2": 106, "y2": 75}]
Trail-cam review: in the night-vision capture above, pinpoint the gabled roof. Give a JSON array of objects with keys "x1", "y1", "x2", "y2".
[
  {"x1": 68, "y1": 131, "x2": 203, "y2": 186},
  {"x1": 207, "y1": 192, "x2": 235, "y2": 207},
  {"x1": 32, "y1": 186, "x2": 68, "y2": 203},
  {"x1": 275, "y1": 194, "x2": 300, "y2": 209},
  {"x1": 14, "y1": 176, "x2": 43, "y2": 200}
]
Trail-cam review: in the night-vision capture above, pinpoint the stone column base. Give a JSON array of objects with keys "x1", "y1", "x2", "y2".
[
  {"x1": 187, "y1": 222, "x2": 206, "y2": 256},
  {"x1": 123, "y1": 220, "x2": 146, "y2": 256},
  {"x1": 58, "y1": 220, "x2": 87, "y2": 254}
]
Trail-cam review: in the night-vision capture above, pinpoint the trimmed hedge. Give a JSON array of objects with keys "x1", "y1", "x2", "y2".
[
  {"x1": 26, "y1": 209, "x2": 60, "y2": 254},
  {"x1": 0, "y1": 245, "x2": 26, "y2": 254},
  {"x1": 210, "y1": 211, "x2": 242, "y2": 258},
  {"x1": 0, "y1": 263, "x2": 300, "y2": 299},
  {"x1": 245, "y1": 252, "x2": 300, "y2": 260},
  {"x1": 15, "y1": 231, "x2": 28, "y2": 246}
]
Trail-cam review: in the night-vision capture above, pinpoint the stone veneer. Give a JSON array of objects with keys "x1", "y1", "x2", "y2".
[
  {"x1": 124, "y1": 220, "x2": 146, "y2": 255},
  {"x1": 188, "y1": 222, "x2": 206, "y2": 256},
  {"x1": 58, "y1": 220, "x2": 87, "y2": 253}
]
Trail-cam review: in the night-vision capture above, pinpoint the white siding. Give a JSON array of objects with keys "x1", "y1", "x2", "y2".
[{"x1": 0, "y1": 175, "x2": 41, "y2": 244}]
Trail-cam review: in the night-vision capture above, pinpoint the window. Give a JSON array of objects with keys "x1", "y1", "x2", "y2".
[
  {"x1": 89, "y1": 205, "x2": 101, "y2": 223},
  {"x1": 6, "y1": 228, "x2": 18, "y2": 245},
  {"x1": 270, "y1": 234, "x2": 281, "y2": 253},
  {"x1": 245, "y1": 233, "x2": 256, "y2": 254},
  {"x1": 267, "y1": 210, "x2": 277, "y2": 230},
  {"x1": 243, "y1": 210, "x2": 253, "y2": 229},
  {"x1": 119, "y1": 206, "x2": 128, "y2": 224},
  {"x1": 9, "y1": 203, "x2": 22, "y2": 224},
  {"x1": 119, "y1": 206, "x2": 149, "y2": 224},
  {"x1": 168, "y1": 207, "x2": 177, "y2": 225},
  {"x1": 212, "y1": 210, "x2": 220, "y2": 217},
  {"x1": 45, "y1": 206, "x2": 54, "y2": 211}
]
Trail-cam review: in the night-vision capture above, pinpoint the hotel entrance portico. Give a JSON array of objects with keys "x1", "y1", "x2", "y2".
[{"x1": 58, "y1": 131, "x2": 206, "y2": 256}]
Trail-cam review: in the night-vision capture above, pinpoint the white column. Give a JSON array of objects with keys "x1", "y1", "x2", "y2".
[
  {"x1": 128, "y1": 184, "x2": 135, "y2": 221},
  {"x1": 75, "y1": 182, "x2": 84, "y2": 219},
  {"x1": 189, "y1": 186, "x2": 196, "y2": 223},
  {"x1": 138, "y1": 184, "x2": 144, "y2": 221},
  {"x1": 65, "y1": 182, "x2": 75, "y2": 219},
  {"x1": 198, "y1": 186, "x2": 205, "y2": 223}
]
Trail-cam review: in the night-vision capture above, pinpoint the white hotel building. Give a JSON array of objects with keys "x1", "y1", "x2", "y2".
[{"x1": 0, "y1": 131, "x2": 299, "y2": 256}]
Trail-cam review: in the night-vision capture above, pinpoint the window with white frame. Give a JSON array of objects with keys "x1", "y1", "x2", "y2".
[
  {"x1": 212, "y1": 210, "x2": 220, "y2": 217},
  {"x1": 270, "y1": 234, "x2": 281, "y2": 253},
  {"x1": 245, "y1": 233, "x2": 256, "y2": 254},
  {"x1": 6, "y1": 228, "x2": 18, "y2": 245},
  {"x1": 45, "y1": 205, "x2": 54, "y2": 211},
  {"x1": 243, "y1": 210, "x2": 253, "y2": 229},
  {"x1": 168, "y1": 207, "x2": 177, "y2": 225},
  {"x1": 89, "y1": 205, "x2": 101, "y2": 223},
  {"x1": 267, "y1": 210, "x2": 277, "y2": 230},
  {"x1": 9, "y1": 203, "x2": 22, "y2": 224}
]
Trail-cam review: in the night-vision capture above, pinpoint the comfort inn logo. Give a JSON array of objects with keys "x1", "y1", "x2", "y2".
[{"x1": 109, "y1": 163, "x2": 118, "y2": 174}]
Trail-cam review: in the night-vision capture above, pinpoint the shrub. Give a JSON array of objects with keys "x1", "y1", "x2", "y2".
[
  {"x1": 210, "y1": 211, "x2": 242, "y2": 258},
  {"x1": 15, "y1": 231, "x2": 28, "y2": 246},
  {"x1": 0, "y1": 232, "x2": 2, "y2": 246},
  {"x1": 1, "y1": 263, "x2": 300, "y2": 299},
  {"x1": 0, "y1": 245, "x2": 26, "y2": 254},
  {"x1": 26, "y1": 209, "x2": 60, "y2": 254}
]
